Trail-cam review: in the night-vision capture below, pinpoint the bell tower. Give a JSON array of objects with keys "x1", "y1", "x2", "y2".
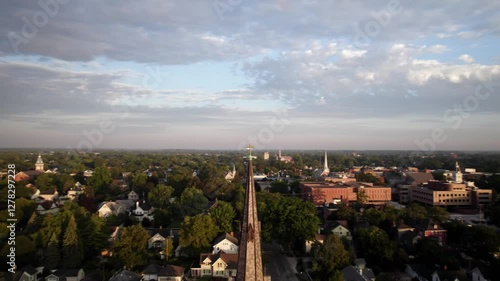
[{"x1": 35, "y1": 154, "x2": 45, "y2": 172}]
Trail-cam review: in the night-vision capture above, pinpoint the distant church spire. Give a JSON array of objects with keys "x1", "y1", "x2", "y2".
[
  {"x1": 320, "y1": 151, "x2": 330, "y2": 177},
  {"x1": 35, "y1": 153, "x2": 45, "y2": 171},
  {"x1": 453, "y1": 161, "x2": 463, "y2": 183},
  {"x1": 237, "y1": 144, "x2": 269, "y2": 281}
]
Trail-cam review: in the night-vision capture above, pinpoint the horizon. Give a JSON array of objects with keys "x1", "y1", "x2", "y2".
[{"x1": 1, "y1": 1, "x2": 499, "y2": 151}]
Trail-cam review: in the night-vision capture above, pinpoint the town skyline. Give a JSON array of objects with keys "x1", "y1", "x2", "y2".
[{"x1": 1, "y1": 1, "x2": 499, "y2": 151}]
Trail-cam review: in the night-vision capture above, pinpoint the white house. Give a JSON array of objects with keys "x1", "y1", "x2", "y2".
[
  {"x1": 212, "y1": 233, "x2": 239, "y2": 254},
  {"x1": 471, "y1": 267, "x2": 488, "y2": 281},
  {"x1": 131, "y1": 200, "x2": 154, "y2": 221},
  {"x1": 191, "y1": 252, "x2": 238, "y2": 279},
  {"x1": 97, "y1": 201, "x2": 125, "y2": 218},
  {"x1": 39, "y1": 189, "x2": 59, "y2": 201},
  {"x1": 331, "y1": 224, "x2": 351, "y2": 240},
  {"x1": 68, "y1": 186, "x2": 84, "y2": 200},
  {"x1": 17, "y1": 265, "x2": 38, "y2": 281},
  {"x1": 225, "y1": 165, "x2": 236, "y2": 182},
  {"x1": 83, "y1": 170, "x2": 93, "y2": 177},
  {"x1": 45, "y1": 268, "x2": 84, "y2": 281}
]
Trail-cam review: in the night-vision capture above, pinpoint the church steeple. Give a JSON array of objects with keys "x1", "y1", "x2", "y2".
[
  {"x1": 320, "y1": 151, "x2": 330, "y2": 177},
  {"x1": 35, "y1": 153, "x2": 45, "y2": 171},
  {"x1": 236, "y1": 144, "x2": 269, "y2": 281}
]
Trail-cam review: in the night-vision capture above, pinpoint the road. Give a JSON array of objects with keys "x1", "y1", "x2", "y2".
[{"x1": 262, "y1": 243, "x2": 300, "y2": 281}]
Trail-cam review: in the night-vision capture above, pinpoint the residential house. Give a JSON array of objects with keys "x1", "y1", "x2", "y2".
[
  {"x1": 396, "y1": 221, "x2": 415, "y2": 239},
  {"x1": 212, "y1": 233, "x2": 239, "y2": 254},
  {"x1": 45, "y1": 268, "x2": 84, "y2": 281},
  {"x1": 341, "y1": 259, "x2": 376, "y2": 281},
  {"x1": 115, "y1": 199, "x2": 135, "y2": 212},
  {"x1": 39, "y1": 189, "x2": 59, "y2": 201},
  {"x1": 35, "y1": 201, "x2": 60, "y2": 215},
  {"x1": 142, "y1": 264, "x2": 185, "y2": 281},
  {"x1": 405, "y1": 264, "x2": 467, "y2": 281},
  {"x1": 68, "y1": 186, "x2": 84, "y2": 200},
  {"x1": 14, "y1": 265, "x2": 38, "y2": 281},
  {"x1": 331, "y1": 223, "x2": 352, "y2": 240},
  {"x1": 109, "y1": 270, "x2": 142, "y2": 281},
  {"x1": 128, "y1": 190, "x2": 139, "y2": 201},
  {"x1": 471, "y1": 267, "x2": 488, "y2": 281},
  {"x1": 415, "y1": 219, "x2": 447, "y2": 244},
  {"x1": 83, "y1": 170, "x2": 93, "y2": 177},
  {"x1": 225, "y1": 165, "x2": 236, "y2": 182},
  {"x1": 148, "y1": 228, "x2": 173, "y2": 249},
  {"x1": 14, "y1": 170, "x2": 44, "y2": 182},
  {"x1": 190, "y1": 252, "x2": 238, "y2": 279},
  {"x1": 131, "y1": 200, "x2": 154, "y2": 221},
  {"x1": 97, "y1": 201, "x2": 125, "y2": 218}
]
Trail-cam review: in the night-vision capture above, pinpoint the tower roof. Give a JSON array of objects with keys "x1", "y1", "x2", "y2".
[
  {"x1": 36, "y1": 154, "x2": 44, "y2": 164},
  {"x1": 321, "y1": 151, "x2": 330, "y2": 177},
  {"x1": 236, "y1": 144, "x2": 266, "y2": 280}
]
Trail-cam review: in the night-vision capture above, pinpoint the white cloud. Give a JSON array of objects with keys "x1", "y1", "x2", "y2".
[
  {"x1": 459, "y1": 54, "x2": 475, "y2": 64},
  {"x1": 340, "y1": 49, "x2": 367, "y2": 59}
]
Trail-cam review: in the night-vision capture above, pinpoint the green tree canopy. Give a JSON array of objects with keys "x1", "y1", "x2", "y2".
[
  {"x1": 179, "y1": 214, "x2": 218, "y2": 254},
  {"x1": 179, "y1": 186, "x2": 209, "y2": 217},
  {"x1": 62, "y1": 215, "x2": 83, "y2": 269},
  {"x1": 113, "y1": 224, "x2": 150, "y2": 270},
  {"x1": 209, "y1": 200, "x2": 236, "y2": 233},
  {"x1": 148, "y1": 184, "x2": 174, "y2": 209},
  {"x1": 258, "y1": 193, "x2": 319, "y2": 247},
  {"x1": 311, "y1": 234, "x2": 349, "y2": 281},
  {"x1": 87, "y1": 166, "x2": 112, "y2": 196},
  {"x1": 355, "y1": 226, "x2": 396, "y2": 269}
]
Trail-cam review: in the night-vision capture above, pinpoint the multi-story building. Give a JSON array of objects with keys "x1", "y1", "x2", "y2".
[
  {"x1": 300, "y1": 182, "x2": 391, "y2": 206},
  {"x1": 409, "y1": 181, "x2": 492, "y2": 208}
]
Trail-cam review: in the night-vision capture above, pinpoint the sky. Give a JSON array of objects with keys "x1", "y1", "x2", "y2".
[{"x1": 0, "y1": 0, "x2": 499, "y2": 151}]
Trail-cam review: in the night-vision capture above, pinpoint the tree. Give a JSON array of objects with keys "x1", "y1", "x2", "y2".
[
  {"x1": 148, "y1": 184, "x2": 174, "y2": 209},
  {"x1": 45, "y1": 232, "x2": 61, "y2": 270},
  {"x1": 179, "y1": 214, "x2": 218, "y2": 254},
  {"x1": 209, "y1": 201, "x2": 236, "y2": 233},
  {"x1": 356, "y1": 188, "x2": 369, "y2": 205},
  {"x1": 258, "y1": 193, "x2": 319, "y2": 247},
  {"x1": 403, "y1": 203, "x2": 427, "y2": 224},
  {"x1": 62, "y1": 215, "x2": 83, "y2": 268},
  {"x1": 427, "y1": 206, "x2": 448, "y2": 223},
  {"x1": 335, "y1": 202, "x2": 357, "y2": 226},
  {"x1": 132, "y1": 171, "x2": 148, "y2": 193},
  {"x1": 87, "y1": 166, "x2": 112, "y2": 196},
  {"x1": 270, "y1": 180, "x2": 289, "y2": 193},
  {"x1": 179, "y1": 187, "x2": 209, "y2": 217},
  {"x1": 311, "y1": 234, "x2": 349, "y2": 281},
  {"x1": 364, "y1": 208, "x2": 386, "y2": 226},
  {"x1": 356, "y1": 226, "x2": 396, "y2": 268},
  {"x1": 35, "y1": 173, "x2": 57, "y2": 191},
  {"x1": 113, "y1": 224, "x2": 150, "y2": 270},
  {"x1": 163, "y1": 237, "x2": 174, "y2": 260}
]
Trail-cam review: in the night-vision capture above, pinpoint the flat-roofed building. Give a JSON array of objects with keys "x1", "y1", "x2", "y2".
[
  {"x1": 300, "y1": 182, "x2": 391, "y2": 206},
  {"x1": 409, "y1": 181, "x2": 492, "y2": 207}
]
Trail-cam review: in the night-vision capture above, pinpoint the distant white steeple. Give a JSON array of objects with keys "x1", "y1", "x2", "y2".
[
  {"x1": 321, "y1": 151, "x2": 330, "y2": 177},
  {"x1": 453, "y1": 161, "x2": 462, "y2": 183}
]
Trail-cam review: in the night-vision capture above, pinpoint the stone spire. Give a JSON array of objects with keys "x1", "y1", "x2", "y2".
[
  {"x1": 320, "y1": 151, "x2": 330, "y2": 177},
  {"x1": 236, "y1": 144, "x2": 269, "y2": 281},
  {"x1": 35, "y1": 153, "x2": 45, "y2": 171}
]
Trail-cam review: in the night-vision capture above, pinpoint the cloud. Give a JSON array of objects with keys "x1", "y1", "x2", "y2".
[{"x1": 459, "y1": 54, "x2": 475, "y2": 64}]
